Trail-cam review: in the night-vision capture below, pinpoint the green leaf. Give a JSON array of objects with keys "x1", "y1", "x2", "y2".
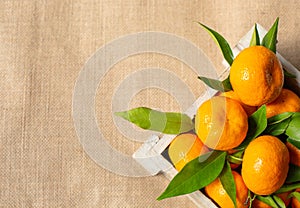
[
  {"x1": 285, "y1": 113, "x2": 300, "y2": 139},
  {"x1": 198, "y1": 22, "x2": 234, "y2": 66},
  {"x1": 220, "y1": 161, "x2": 237, "y2": 208},
  {"x1": 198, "y1": 75, "x2": 232, "y2": 92},
  {"x1": 157, "y1": 151, "x2": 226, "y2": 200},
  {"x1": 264, "y1": 112, "x2": 296, "y2": 136},
  {"x1": 288, "y1": 191, "x2": 300, "y2": 201},
  {"x1": 267, "y1": 112, "x2": 294, "y2": 125},
  {"x1": 249, "y1": 23, "x2": 260, "y2": 46},
  {"x1": 287, "y1": 137, "x2": 300, "y2": 149},
  {"x1": 273, "y1": 195, "x2": 286, "y2": 208},
  {"x1": 246, "y1": 105, "x2": 267, "y2": 139},
  {"x1": 261, "y1": 17, "x2": 279, "y2": 53},
  {"x1": 115, "y1": 107, "x2": 194, "y2": 134},
  {"x1": 222, "y1": 75, "x2": 233, "y2": 91},
  {"x1": 256, "y1": 195, "x2": 279, "y2": 208},
  {"x1": 275, "y1": 182, "x2": 300, "y2": 194},
  {"x1": 284, "y1": 69, "x2": 297, "y2": 78},
  {"x1": 235, "y1": 105, "x2": 267, "y2": 150},
  {"x1": 285, "y1": 164, "x2": 300, "y2": 183},
  {"x1": 264, "y1": 117, "x2": 291, "y2": 136}
]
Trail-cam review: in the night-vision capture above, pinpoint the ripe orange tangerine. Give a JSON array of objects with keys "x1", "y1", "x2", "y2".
[
  {"x1": 195, "y1": 96, "x2": 248, "y2": 151},
  {"x1": 230, "y1": 46, "x2": 284, "y2": 106},
  {"x1": 266, "y1": 88, "x2": 300, "y2": 118},
  {"x1": 221, "y1": 90, "x2": 257, "y2": 116},
  {"x1": 242, "y1": 135, "x2": 290, "y2": 195},
  {"x1": 286, "y1": 141, "x2": 300, "y2": 167},
  {"x1": 168, "y1": 133, "x2": 209, "y2": 171},
  {"x1": 205, "y1": 171, "x2": 249, "y2": 208}
]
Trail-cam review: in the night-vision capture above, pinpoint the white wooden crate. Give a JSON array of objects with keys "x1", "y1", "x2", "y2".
[{"x1": 132, "y1": 25, "x2": 300, "y2": 208}]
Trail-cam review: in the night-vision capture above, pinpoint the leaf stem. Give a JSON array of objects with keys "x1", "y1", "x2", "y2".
[
  {"x1": 227, "y1": 155, "x2": 243, "y2": 164},
  {"x1": 246, "y1": 191, "x2": 256, "y2": 208}
]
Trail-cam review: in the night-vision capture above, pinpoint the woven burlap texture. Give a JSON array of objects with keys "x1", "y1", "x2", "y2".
[{"x1": 1, "y1": 0, "x2": 300, "y2": 207}]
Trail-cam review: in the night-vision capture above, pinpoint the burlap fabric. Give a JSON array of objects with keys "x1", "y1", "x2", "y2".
[{"x1": 1, "y1": 0, "x2": 300, "y2": 207}]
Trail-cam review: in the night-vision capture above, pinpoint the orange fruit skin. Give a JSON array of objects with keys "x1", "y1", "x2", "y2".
[
  {"x1": 195, "y1": 96, "x2": 248, "y2": 151},
  {"x1": 291, "y1": 189, "x2": 300, "y2": 208},
  {"x1": 286, "y1": 142, "x2": 300, "y2": 167},
  {"x1": 242, "y1": 135, "x2": 290, "y2": 195},
  {"x1": 252, "y1": 192, "x2": 291, "y2": 208},
  {"x1": 205, "y1": 171, "x2": 249, "y2": 208},
  {"x1": 230, "y1": 46, "x2": 283, "y2": 106},
  {"x1": 168, "y1": 133, "x2": 209, "y2": 171},
  {"x1": 252, "y1": 199, "x2": 271, "y2": 208},
  {"x1": 292, "y1": 198, "x2": 300, "y2": 208},
  {"x1": 221, "y1": 90, "x2": 257, "y2": 116},
  {"x1": 266, "y1": 88, "x2": 300, "y2": 118},
  {"x1": 230, "y1": 163, "x2": 240, "y2": 169}
]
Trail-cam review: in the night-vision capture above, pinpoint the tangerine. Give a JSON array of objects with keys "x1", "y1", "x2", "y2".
[
  {"x1": 221, "y1": 90, "x2": 257, "y2": 116},
  {"x1": 286, "y1": 142, "x2": 300, "y2": 167},
  {"x1": 266, "y1": 88, "x2": 300, "y2": 118},
  {"x1": 168, "y1": 133, "x2": 209, "y2": 171},
  {"x1": 242, "y1": 135, "x2": 289, "y2": 195},
  {"x1": 230, "y1": 46, "x2": 283, "y2": 106},
  {"x1": 195, "y1": 96, "x2": 248, "y2": 151},
  {"x1": 205, "y1": 171, "x2": 249, "y2": 208}
]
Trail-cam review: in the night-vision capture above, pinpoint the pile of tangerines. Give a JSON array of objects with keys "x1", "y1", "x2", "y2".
[
  {"x1": 116, "y1": 19, "x2": 300, "y2": 207},
  {"x1": 168, "y1": 43, "x2": 300, "y2": 207}
]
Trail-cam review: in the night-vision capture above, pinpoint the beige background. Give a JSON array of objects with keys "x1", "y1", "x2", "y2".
[{"x1": 1, "y1": 0, "x2": 300, "y2": 207}]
